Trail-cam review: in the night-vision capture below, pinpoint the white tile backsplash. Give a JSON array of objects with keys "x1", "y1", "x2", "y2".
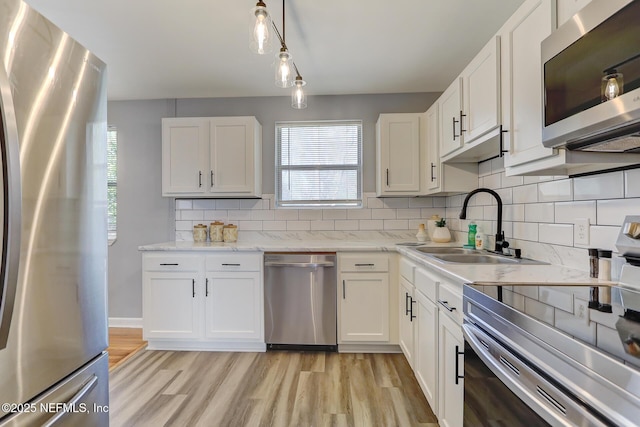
[
  {"x1": 539, "y1": 223, "x2": 573, "y2": 246},
  {"x1": 538, "y1": 179, "x2": 573, "y2": 202},
  {"x1": 574, "y1": 171, "x2": 624, "y2": 201},
  {"x1": 597, "y1": 198, "x2": 640, "y2": 226},
  {"x1": 554, "y1": 201, "x2": 596, "y2": 224},
  {"x1": 525, "y1": 203, "x2": 555, "y2": 223},
  {"x1": 513, "y1": 183, "x2": 539, "y2": 204},
  {"x1": 625, "y1": 169, "x2": 640, "y2": 198}
]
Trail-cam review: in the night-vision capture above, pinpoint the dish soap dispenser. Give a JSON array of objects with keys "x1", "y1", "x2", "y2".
[
  {"x1": 465, "y1": 222, "x2": 477, "y2": 249},
  {"x1": 475, "y1": 228, "x2": 485, "y2": 250}
]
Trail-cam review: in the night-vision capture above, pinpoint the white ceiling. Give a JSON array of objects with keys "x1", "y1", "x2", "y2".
[{"x1": 24, "y1": 0, "x2": 525, "y2": 101}]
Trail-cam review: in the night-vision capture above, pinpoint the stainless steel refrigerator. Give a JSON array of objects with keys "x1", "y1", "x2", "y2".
[{"x1": 0, "y1": 0, "x2": 109, "y2": 425}]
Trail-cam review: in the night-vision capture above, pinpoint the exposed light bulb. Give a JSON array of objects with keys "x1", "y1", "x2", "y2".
[
  {"x1": 250, "y1": 2, "x2": 272, "y2": 55},
  {"x1": 602, "y1": 71, "x2": 623, "y2": 102},
  {"x1": 275, "y1": 49, "x2": 293, "y2": 88},
  {"x1": 292, "y1": 76, "x2": 307, "y2": 109}
]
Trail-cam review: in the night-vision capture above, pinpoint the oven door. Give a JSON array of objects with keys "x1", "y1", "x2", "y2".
[{"x1": 463, "y1": 322, "x2": 609, "y2": 427}]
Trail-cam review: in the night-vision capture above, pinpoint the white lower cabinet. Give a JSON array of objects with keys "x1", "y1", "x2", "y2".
[
  {"x1": 438, "y1": 307, "x2": 464, "y2": 427},
  {"x1": 413, "y1": 278, "x2": 438, "y2": 412},
  {"x1": 204, "y1": 272, "x2": 262, "y2": 341},
  {"x1": 142, "y1": 251, "x2": 264, "y2": 351},
  {"x1": 338, "y1": 253, "x2": 391, "y2": 344}
]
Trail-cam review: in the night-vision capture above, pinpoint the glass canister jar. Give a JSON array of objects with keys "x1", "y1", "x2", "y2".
[
  {"x1": 210, "y1": 221, "x2": 224, "y2": 242},
  {"x1": 223, "y1": 224, "x2": 238, "y2": 243},
  {"x1": 193, "y1": 224, "x2": 208, "y2": 242}
]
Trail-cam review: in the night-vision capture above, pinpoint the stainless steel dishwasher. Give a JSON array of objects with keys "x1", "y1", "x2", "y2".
[{"x1": 264, "y1": 253, "x2": 337, "y2": 351}]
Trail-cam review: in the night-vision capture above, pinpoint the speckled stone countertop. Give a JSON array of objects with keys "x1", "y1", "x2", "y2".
[{"x1": 139, "y1": 238, "x2": 614, "y2": 287}]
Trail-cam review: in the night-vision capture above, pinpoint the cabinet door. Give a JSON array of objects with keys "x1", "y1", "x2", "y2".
[
  {"x1": 162, "y1": 118, "x2": 208, "y2": 195},
  {"x1": 438, "y1": 311, "x2": 464, "y2": 427},
  {"x1": 557, "y1": 0, "x2": 591, "y2": 26},
  {"x1": 376, "y1": 113, "x2": 421, "y2": 195},
  {"x1": 425, "y1": 103, "x2": 440, "y2": 192},
  {"x1": 502, "y1": 0, "x2": 556, "y2": 168},
  {"x1": 339, "y1": 273, "x2": 390, "y2": 342},
  {"x1": 414, "y1": 290, "x2": 438, "y2": 412},
  {"x1": 398, "y1": 276, "x2": 415, "y2": 364},
  {"x1": 209, "y1": 117, "x2": 259, "y2": 195},
  {"x1": 205, "y1": 272, "x2": 263, "y2": 341},
  {"x1": 439, "y1": 78, "x2": 463, "y2": 157},
  {"x1": 463, "y1": 36, "x2": 500, "y2": 143},
  {"x1": 143, "y1": 272, "x2": 200, "y2": 339}
]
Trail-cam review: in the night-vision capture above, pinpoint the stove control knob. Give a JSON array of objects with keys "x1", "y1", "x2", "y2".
[{"x1": 623, "y1": 222, "x2": 640, "y2": 239}]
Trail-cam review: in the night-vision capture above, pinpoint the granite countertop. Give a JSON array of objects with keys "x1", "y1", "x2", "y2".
[{"x1": 139, "y1": 239, "x2": 615, "y2": 287}]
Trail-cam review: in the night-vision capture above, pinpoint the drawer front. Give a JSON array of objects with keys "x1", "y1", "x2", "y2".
[
  {"x1": 399, "y1": 257, "x2": 416, "y2": 283},
  {"x1": 414, "y1": 267, "x2": 437, "y2": 303},
  {"x1": 339, "y1": 253, "x2": 389, "y2": 273},
  {"x1": 206, "y1": 253, "x2": 262, "y2": 271},
  {"x1": 437, "y1": 281, "x2": 463, "y2": 325},
  {"x1": 143, "y1": 253, "x2": 202, "y2": 272}
]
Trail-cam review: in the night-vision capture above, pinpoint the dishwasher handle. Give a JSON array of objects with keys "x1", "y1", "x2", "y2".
[{"x1": 264, "y1": 261, "x2": 335, "y2": 268}]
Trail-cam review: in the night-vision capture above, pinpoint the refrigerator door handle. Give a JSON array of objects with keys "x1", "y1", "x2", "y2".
[
  {"x1": 0, "y1": 59, "x2": 23, "y2": 350},
  {"x1": 41, "y1": 375, "x2": 98, "y2": 427}
]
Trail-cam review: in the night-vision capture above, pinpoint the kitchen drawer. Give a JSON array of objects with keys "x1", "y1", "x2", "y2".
[
  {"x1": 206, "y1": 253, "x2": 262, "y2": 271},
  {"x1": 143, "y1": 254, "x2": 202, "y2": 272},
  {"x1": 399, "y1": 257, "x2": 416, "y2": 283},
  {"x1": 339, "y1": 253, "x2": 389, "y2": 273},
  {"x1": 414, "y1": 267, "x2": 437, "y2": 303},
  {"x1": 437, "y1": 281, "x2": 463, "y2": 325}
]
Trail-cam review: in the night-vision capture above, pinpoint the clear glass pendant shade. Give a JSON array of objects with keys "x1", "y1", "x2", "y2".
[
  {"x1": 250, "y1": 3, "x2": 273, "y2": 55},
  {"x1": 292, "y1": 77, "x2": 307, "y2": 109},
  {"x1": 275, "y1": 49, "x2": 294, "y2": 88}
]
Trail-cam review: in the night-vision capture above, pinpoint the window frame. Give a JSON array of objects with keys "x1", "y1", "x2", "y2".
[
  {"x1": 275, "y1": 120, "x2": 363, "y2": 208},
  {"x1": 107, "y1": 126, "x2": 117, "y2": 244}
]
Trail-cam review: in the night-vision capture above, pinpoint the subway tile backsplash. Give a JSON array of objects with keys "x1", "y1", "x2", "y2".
[{"x1": 174, "y1": 160, "x2": 640, "y2": 275}]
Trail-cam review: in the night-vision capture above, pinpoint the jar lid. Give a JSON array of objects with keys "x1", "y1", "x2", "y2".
[
  {"x1": 224, "y1": 224, "x2": 237, "y2": 228},
  {"x1": 194, "y1": 224, "x2": 207, "y2": 229},
  {"x1": 211, "y1": 221, "x2": 224, "y2": 225},
  {"x1": 430, "y1": 215, "x2": 440, "y2": 220},
  {"x1": 597, "y1": 249, "x2": 612, "y2": 258}
]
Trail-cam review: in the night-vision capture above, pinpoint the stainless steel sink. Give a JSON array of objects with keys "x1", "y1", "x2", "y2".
[
  {"x1": 430, "y1": 253, "x2": 546, "y2": 265},
  {"x1": 414, "y1": 247, "x2": 476, "y2": 254}
]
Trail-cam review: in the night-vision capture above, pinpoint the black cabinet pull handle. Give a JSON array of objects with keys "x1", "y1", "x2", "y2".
[
  {"x1": 460, "y1": 111, "x2": 466, "y2": 134},
  {"x1": 210, "y1": 171, "x2": 215, "y2": 187},
  {"x1": 354, "y1": 263, "x2": 375, "y2": 267},
  {"x1": 342, "y1": 280, "x2": 346, "y2": 299},
  {"x1": 499, "y1": 125, "x2": 509, "y2": 158},
  {"x1": 410, "y1": 298, "x2": 416, "y2": 321},
  {"x1": 206, "y1": 278, "x2": 209, "y2": 297},
  {"x1": 430, "y1": 163, "x2": 436, "y2": 182},
  {"x1": 159, "y1": 263, "x2": 178, "y2": 266},
  {"x1": 455, "y1": 345, "x2": 464, "y2": 385},
  {"x1": 221, "y1": 263, "x2": 241, "y2": 266},
  {"x1": 438, "y1": 300, "x2": 456, "y2": 312},
  {"x1": 198, "y1": 171, "x2": 202, "y2": 187},
  {"x1": 452, "y1": 117, "x2": 459, "y2": 140},
  {"x1": 192, "y1": 279, "x2": 195, "y2": 298},
  {"x1": 386, "y1": 168, "x2": 389, "y2": 186}
]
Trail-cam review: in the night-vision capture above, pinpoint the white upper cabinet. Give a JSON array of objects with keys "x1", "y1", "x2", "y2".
[
  {"x1": 376, "y1": 113, "x2": 423, "y2": 196},
  {"x1": 461, "y1": 36, "x2": 501, "y2": 144},
  {"x1": 162, "y1": 116, "x2": 262, "y2": 198},
  {"x1": 501, "y1": 0, "x2": 557, "y2": 170},
  {"x1": 557, "y1": 0, "x2": 592, "y2": 26},
  {"x1": 439, "y1": 78, "x2": 463, "y2": 157},
  {"x1": 425, "y1": 102, "x2": 478, "y2": 195}
]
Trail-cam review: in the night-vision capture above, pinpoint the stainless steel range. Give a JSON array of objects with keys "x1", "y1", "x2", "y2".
[{"x1": 462, "y1": 215, "x2": 640, "y2": 426}]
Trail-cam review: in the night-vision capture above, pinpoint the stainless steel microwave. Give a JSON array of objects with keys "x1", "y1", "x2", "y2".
[{"x1": 542, "y1": 0, "x2": 640, "y2": 152}]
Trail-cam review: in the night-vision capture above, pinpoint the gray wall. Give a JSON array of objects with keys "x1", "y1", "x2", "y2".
[{"x1": 107, "y1": 93, "x2": 438, "y2": 319}]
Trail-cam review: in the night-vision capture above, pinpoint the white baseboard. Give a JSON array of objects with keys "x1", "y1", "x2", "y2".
[{"x1": 108, "y1": 317, "x2": 143, "y2": 328}]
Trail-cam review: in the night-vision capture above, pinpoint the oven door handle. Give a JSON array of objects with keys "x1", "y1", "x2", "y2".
[{"x1": 462, "y1": 323, "x2": 609, "y2": 427}]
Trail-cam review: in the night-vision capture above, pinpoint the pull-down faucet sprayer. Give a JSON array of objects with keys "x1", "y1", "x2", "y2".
[{"x1": 459, "y1": 188, "x2": 508, "y2": 253}]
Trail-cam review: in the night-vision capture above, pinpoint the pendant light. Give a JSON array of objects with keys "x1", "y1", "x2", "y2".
[
  {"x1": 276, "y1": 48, "x2": 293, "y2": 88},
  {"x1": 250, "y1": 1, "x2": 273, "y2": 55},
  {"x1": 292, "y1": 65, "x2": 306, "y2": 109}
]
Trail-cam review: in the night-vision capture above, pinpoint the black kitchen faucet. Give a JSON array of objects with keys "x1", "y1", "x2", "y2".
[{"x1": 459, "y1": 188, "x2": 508, "y2": 253}]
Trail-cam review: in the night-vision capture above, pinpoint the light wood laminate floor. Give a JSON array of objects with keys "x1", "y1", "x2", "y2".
[
  {"x1": 107, "y1": 328, "x2": 147, "y2": 371},
  {"x1": 109, "y1": 350, "x2": 439, "y2": 427}
]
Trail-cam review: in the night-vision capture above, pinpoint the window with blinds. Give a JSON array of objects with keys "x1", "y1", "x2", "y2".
[
  {"x1": 107, "y1": 126, "x2": 117, "y2": 243},
  {"x1": 276, "y1": 120, "x2": 362, "y2": 207}
]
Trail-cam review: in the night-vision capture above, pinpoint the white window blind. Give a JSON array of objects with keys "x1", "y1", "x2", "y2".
[
  {"x1": 107, "y1": 126, "x2": 117, "y2": 242},
  {"x1": 276, "y1": 120, "x2": 362, "y2": 207}
]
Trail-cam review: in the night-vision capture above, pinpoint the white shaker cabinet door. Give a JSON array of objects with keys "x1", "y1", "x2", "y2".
[
  {"x1": 204, "y1": 272, "x2": 263, "y2": 341},
  {"x1": 376, "y1": 113, "x2": 422, "y2": 195},
  {"x1": 162, "y1": 118, "x2": 209, "y2": 195},
  {"x1": 439, "y1": 78, "x2": 463, "y2": 157},
  {"x1": 438, "y1": 310, "x2": 464, "y2": 427},
  {"x1": 414, "y1": 290, "x2": 439, "y2": 413},
  {"x1": 339, "y1": 273, "x2": 390, "y2": 342},
  {"x1": 502, "y1": 0, "x2": 556, "y2": 168}
]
